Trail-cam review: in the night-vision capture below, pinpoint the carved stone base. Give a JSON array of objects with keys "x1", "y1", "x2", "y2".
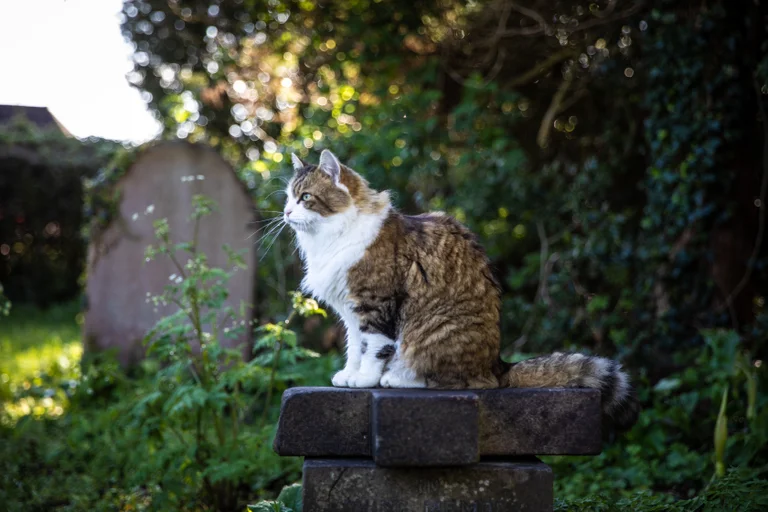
[{"x1": 302, "y1": 458, "x2": 553, "y2": 512}]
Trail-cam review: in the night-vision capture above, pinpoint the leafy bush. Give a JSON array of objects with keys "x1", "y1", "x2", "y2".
[
  {"x1": 3, "y1": 1, "x2": 768, "y2": 509},
  {"x1": 546, "y1": 328, "x2": 767, "y2": 502},
  {"x1": 132, "y1": 195, "x2": 328, "y2": 510},
  {"x1": 555, "y1": 468, "x2": 768, "y2": 511},
  {"x1": 248, "y1": 483, "x2": 302, "y2": 512},
  {"x1": 0, "y1": 196, "x2": 334, "y2": 511}
]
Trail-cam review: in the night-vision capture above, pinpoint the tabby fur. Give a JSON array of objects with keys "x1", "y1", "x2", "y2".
[{"x1": 283, "y1": 150, "x2": 639, "y2": 430}]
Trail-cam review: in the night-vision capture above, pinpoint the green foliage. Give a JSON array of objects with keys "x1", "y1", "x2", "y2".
[
  {"x1": 3, "y1": 0, "x2": 767, "y2": 509},
  {"x1": 0, "y1": 197, "x2": 334, "y2": 511},
  {"x1": 81, "y1": 146, "x2": 139, "y2": 245},
  {"x1": 135, "y1": 195, "x2": 327, "y2": 509},
  {"x1": 546, "y1": 328, "x2": 767, "y2": 502},
  {"x1": 249, "y1": 483, "x2": 303, "y2": 512},
  {"x1": 112, "y1": 0, "x2": 768, "y2": 507},
  {"x1": 555, "y1": 468, "x2": 768, "y2": 511},
  {"x1": 0, "y1": 115, "x2": 120, "y2": 305},
  {"x1": 0, "y1": 300, "x2": 82, "y2": 424}
]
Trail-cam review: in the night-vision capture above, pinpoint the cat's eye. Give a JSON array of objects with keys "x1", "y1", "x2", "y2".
[{"x1": 300, "y1": 193, "x2": 312, "y2": 202}]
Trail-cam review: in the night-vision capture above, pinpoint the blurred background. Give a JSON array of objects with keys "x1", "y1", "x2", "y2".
[{"x1": 1, "y1": 0, "x2": 767, "y2": 510}]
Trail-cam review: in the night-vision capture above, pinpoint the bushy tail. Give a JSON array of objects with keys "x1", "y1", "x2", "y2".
[{"x1": 500, "y1": 352, "x2": 639, "y2": 431}]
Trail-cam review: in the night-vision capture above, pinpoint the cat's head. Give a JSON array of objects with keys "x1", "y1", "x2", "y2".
[{"x1": 283, "y1": 150, "x2": 389, "y2": 233}]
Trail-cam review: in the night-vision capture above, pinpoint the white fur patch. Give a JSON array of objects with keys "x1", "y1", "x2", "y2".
[
  {"x1": 285, "y1": 178, "x2": 390, "y2": 387},
  {"x1": 285, "y1": 184, "x2": 389, "y2": 312}
]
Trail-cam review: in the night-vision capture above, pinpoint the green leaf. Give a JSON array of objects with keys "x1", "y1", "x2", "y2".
[
  {"x1": 277, "y1": 483, "x2": 303, "y2": 512},
  {"x1": 248, "y1": 501, "x2": 290, "y2": 512}
]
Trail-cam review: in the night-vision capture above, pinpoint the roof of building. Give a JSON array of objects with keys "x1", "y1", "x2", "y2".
[{"x1": 0, "y1": 105, "x2": 71, "y2": 135}]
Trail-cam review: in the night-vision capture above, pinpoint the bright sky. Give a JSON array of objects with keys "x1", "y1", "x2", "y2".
[{"x1": 0, "y1": 0, "x2": 161, "y2": 143}]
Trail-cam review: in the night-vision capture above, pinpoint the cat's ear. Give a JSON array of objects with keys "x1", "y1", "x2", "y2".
[
  {"x1": 318, "y1": 149, "x2": 341, "y2": 183},
  {"x1": 291, "y1": 153, "x2": 305, "y2": 173}
]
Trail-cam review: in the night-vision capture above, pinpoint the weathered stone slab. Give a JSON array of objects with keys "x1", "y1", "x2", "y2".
[
  {"x1": 477, "y1": 388, "x2": 602, "y2": 455},
  {"x1": 83, "y1": 141, "x2": 256, "y2": 366},
  {"x1": 303, "y1": 458, "x2": 553, "y2": 512},
  {"x1": 372, "y1": 390, "x2": 479, "y2": 467},
  {"x1": 273, "y1": 387, "x2": 371, "y2": 457},
  {"x1": 273, "y1": 387, "x2": 601, "y2": 462}
]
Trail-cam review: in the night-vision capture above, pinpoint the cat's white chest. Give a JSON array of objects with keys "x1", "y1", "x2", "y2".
[
  {"x1": 302, "y1": 264, "x2": 348, "y2": 313},
  {"x1": 296, "y1": 210, "x2": 386, "y2": 315}
]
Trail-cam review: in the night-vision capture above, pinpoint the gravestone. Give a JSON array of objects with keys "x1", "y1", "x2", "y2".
[
  {"x1": 274, "y1": 387, "x2": 604, "y2": 512},
  {"x1": 83, "y1": 141, "x2": 256, "y2": 366}
]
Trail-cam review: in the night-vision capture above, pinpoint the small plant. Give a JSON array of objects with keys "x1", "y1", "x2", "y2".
[
  {"x1": 132, "y1": 194, "x2": 327, "y2": 510},
  {"x1": 248, "y1": 483, "x2": 302, "y2": 512}
]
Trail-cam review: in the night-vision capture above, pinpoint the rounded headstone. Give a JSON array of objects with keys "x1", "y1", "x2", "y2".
[{"x1": 83, "y1": 141, "x2": 256, "y2": 366}]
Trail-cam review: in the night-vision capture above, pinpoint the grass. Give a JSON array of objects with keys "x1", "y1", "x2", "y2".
[{"x1": 0, "y1": 301, "x2": 82, "y2": 423}]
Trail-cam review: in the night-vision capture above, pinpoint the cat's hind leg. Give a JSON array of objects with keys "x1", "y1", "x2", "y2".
[{"x1": 380, "y1": 344, "x2": 426, "y2": 388}]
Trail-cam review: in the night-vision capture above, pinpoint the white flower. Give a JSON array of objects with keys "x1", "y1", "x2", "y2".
[
  {"x1": 196, "y1": 175, "x2": 205, "y2": 180},
  {"x1": 145, "y1": 204, "x2": 155, "y2": 214},
  {"x1": 169, "y1": 273, "x2": 177, "y2": 281},
  {"x1": 131, "y1": 213, "x2": 139, "y2": 221}
]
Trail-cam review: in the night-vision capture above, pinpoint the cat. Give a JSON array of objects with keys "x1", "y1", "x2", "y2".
[{"x1": 283, "y1": 149, "x2": 639, "y2": 430}]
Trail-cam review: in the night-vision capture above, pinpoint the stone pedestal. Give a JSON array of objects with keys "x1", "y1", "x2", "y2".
[
  {"x1": 274, "y1": 387, "x2": 603, "y2": 511},
  {"x1": 303, "y1": 459, "x2": 553, "y2": 512}
]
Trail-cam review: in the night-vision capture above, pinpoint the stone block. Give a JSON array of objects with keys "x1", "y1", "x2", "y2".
[
  {"x1": 273, "y1": 387, "x2": 602, "y2": 462},
  {"x1": 478, "y1": 388, "x2": 602, "y2": 455},
  {"x1": 273, "y1": 387, "x2": 370, "y2": 457},
  {"x1": 303, "y1": 458, "x2": 553, "y2": 512},
  {"x1": 372, "y1": 390, "x2": 479, "y2": 467}
]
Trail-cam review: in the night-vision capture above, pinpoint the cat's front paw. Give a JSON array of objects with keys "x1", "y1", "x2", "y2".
[
  {"x1": 331, "y1": 368, "x2": 355, "y2": 387},
  {"x1": 347, "y1": 371, "x2": 381, "y2": 388}
]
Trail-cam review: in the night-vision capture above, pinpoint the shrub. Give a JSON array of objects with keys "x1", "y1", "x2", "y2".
[{"x1": 0, "y1": 196, "x2": 335, "y2": 511}]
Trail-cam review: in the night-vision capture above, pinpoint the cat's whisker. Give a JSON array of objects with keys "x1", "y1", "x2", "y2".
[
  {"x1": 250, "y1": 216, "x2": 284, "y2": 226},
  {"x1": 245, "y1": 218, "x2": 283, "y2": 240},
  {"x1": 260, "y1": 224, "x2": 287, "y2": 261},
  {"x1": 255, "y1": 220, "x2": 286, "y2": 245},
  {"x1": 256, "y1": 227, "x2": 284, "y2": 248},
  {"x1": 246, "y1": 219, "x2": 280, "y2": 240},
  {"x1": 261, "y1": 176, "x2": 288, "y2": 189},
  {"x1": 263, "y1": 189, "x2": 287, "y2": 201}
]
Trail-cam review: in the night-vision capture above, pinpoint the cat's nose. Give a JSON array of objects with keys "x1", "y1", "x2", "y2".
[{"x1": 284, "y1": 208, "x2": 293, "y2": 217}]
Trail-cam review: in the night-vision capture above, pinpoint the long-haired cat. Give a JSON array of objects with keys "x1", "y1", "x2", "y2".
[{"x1": 283, "y1": 149, "x2": 639, "y2": 430}]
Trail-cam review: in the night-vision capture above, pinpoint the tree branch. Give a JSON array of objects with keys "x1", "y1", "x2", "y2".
[
  {"x1": 538, "y1": 74, "x2": 573, "y2": 148},
  {"x1": 507, "y1": 48, "x2": 577, "y2": 88},
  {"x1": 566, "y1": 1, "x2": 645, "y2": 34}
]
